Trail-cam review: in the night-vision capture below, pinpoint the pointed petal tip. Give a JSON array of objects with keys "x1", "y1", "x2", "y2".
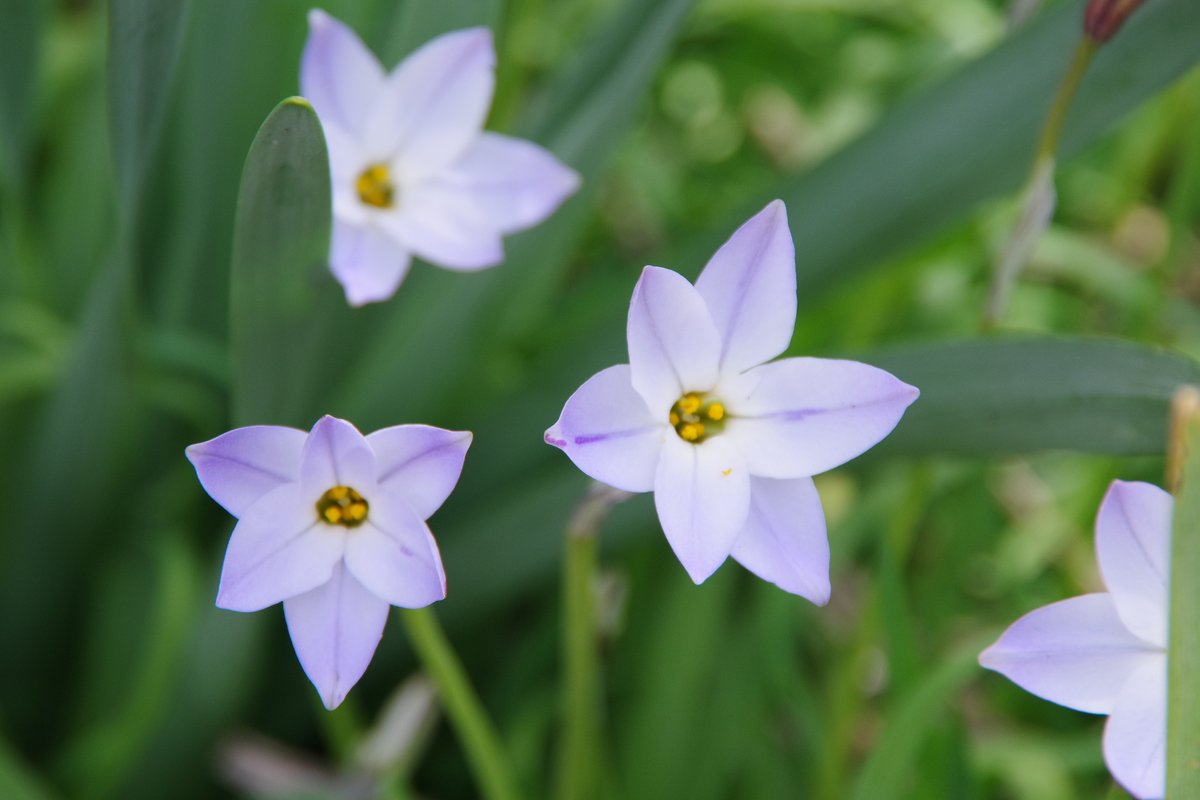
[
  {"x1": 544, "y1": 423, "x2": 567, "y2": 449},
  {"x1": 308, "y1": 8, "x2": 331, "y2": 28},
  {"x1": 806, "y1": 583, "x2": 832, "y2": 607},
  {"x1": 459, "y1": 26, "x2": 496, "y2": 58},
  {"x1": 680, "y1": 554, "x2": 723, "y2": 586},
  {"x1": 319, "y1": 685, "x2": 347, "y2": 710},
  {"x1": 977, "y1": 643, "x2": 999, "y2": 670}
]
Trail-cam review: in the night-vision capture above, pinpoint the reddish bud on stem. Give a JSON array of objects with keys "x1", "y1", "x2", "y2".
[{"x1": 1084, "y1": 0, "x2": 1148, "y2": 42}]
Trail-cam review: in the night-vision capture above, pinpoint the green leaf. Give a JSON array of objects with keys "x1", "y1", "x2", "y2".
[
  {"x1": 229, "y1": 97, "x2": 336, "y2": 427},
  {"x1": 870, "y1": 337, "x2": 1200, "y2": 457},
  {"x1": 107, "y1": 0, "x2": 190, "y2": 212},
  {"x1": 686, "y1": 0, "x2": 1200, "y2": 299},
  {"x1": 0, "y1": 0, "x2": 48, "y2": 191}
]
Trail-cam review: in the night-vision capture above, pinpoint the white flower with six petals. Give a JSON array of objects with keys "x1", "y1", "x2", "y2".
[
  {"x1": 187, "y1": 416, "x2": 471, "y2": 709},
  {"x1": 302, "y1": 10, "x2": 580, "y2": 305},
  {"x1": 545, "y1": 201, "x2": 919, "y2": 601},
  {"x1": 980, "y1": 480, "x2": 1171, "y2": 800}
]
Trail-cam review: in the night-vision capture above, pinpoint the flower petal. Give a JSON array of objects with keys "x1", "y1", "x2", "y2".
[
  {"x1": 375, "y1": 186, "x2": 504, "y2": 271},
  {"x1": 978, "y1": 593, "x2": 1162, "y2": 714},
  {"x1": 367, "y1": 425, "x2": 473, "y2": 519},
  {"x1": 730, "y1": 476, "x2": 830, "y2": 604},
  {"x1": 545, "y1": 365, "x2": 665, "y2": 493},
  {"x1": 364, "y1": 28, "x2": 495, "y2": 178},
  {"x1": 186, "y1": 425, "x2": 306, "y2": 517},
  {"x1": 284, "y1": 561, "x2": 390, "y2": 710},
  {"x1": 627, "y1": 266, "x2": 721, "y2": 414},
  {"x1": 1096, "y1": 480, "x2": 1171, "y2": 648},
  {"x1": 437, "y1": 133, "x2": 580, "y2": 234},
  {"x1": 725, "y1": 357, "x2": 918, "y2": 478},
  {"x1": 216, "y1": 484, "x2": 345, "y2": 612},
  {"x1": 300, "y1": 416, "x2": 377, "y2": 501},
  {"x1": 301, "y1": 10, "x2": 385, "y2": 134},
  {"x1": 653, "y1": 435, "x2": 750, "y2": 584},
  {"x1": 694, "y1": 200, "x2": 796, "y2": 375},
  {"x1": 343, "y1": 494, "x2": 446, "y2": 608},
  {"x1": 1102, "y1": 658, "x2": 1166, "y2": 800},
  {"x1": 330, "y1": 221, "x2": 413, "y2": 306}
]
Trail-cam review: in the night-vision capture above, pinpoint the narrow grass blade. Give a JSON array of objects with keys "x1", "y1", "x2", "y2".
[{"x1": 107, "y1": 0, "x2": 190, "y2": 211}]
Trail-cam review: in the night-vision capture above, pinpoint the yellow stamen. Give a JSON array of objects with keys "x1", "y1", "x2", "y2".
[
  {"x1": 356, "y1": 164, "x2": 395, "y2": 209},
  {"x1": 668, "y1": 392, "x2": 730, "y2": 444},
  {"x1": 316, "y1": 485, "x2": 369, "y2": 528}
]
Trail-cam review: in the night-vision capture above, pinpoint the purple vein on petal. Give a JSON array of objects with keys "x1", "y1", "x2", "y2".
[
  {"x1": 747, "y1": 390, "x2": 916, "y2": 422},
  {"x1": 574, "y1": 427, "x2": 658, "y2": 446},
  {"x1": 366, "y1": 520, "x2": 417, "y2": 559},
  {"x1": 225, "y1": 522, "x2": 322, "y2": 593},
  {"x1": 377, "y1": 439, "x2": 464, "y2": 484}
]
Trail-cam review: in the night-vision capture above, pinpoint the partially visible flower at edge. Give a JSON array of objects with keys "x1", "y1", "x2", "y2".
[
  {"x1": 544, "y1": 200, "x2": 919, "y2": 603},
  {"x1": 187, "y1": 415, "x2": 472, "y2": 709},
  {"x1": 980, "y1": 480, "x2": 1169, "y2": 800},
  {"x1": 301, "y1": 9, "x2": 580, "y2": 306}
]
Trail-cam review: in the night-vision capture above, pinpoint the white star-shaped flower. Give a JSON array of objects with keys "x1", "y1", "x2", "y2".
[
  {"x1": 545, "y1": 201, "x2": 919, "y2": 601},
  {"x1": 302, "y1": 10, "x2": 580, "y2": 305},
  {"x1": 981, "y1": 480, "x2": 1170, "y2": 799},
  {"x1": 187, "y1": 416, "x2": 471, "y2": 709}
]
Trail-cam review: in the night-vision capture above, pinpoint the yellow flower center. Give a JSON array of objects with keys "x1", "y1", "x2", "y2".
[
  {"x1": 668, "y1": 392, "x2": 727, "y2": 444},
  {"x1": 356, "y1": 164, "x2": 395, "y2": 209},
  {"x1": 316, "y1": 485, "x2": 369, "y2": 527}
]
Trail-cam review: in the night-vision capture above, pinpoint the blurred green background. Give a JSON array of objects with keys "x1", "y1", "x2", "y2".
[{"x1": 1, "y1": 0, "x2": 1199, "y2": 797}]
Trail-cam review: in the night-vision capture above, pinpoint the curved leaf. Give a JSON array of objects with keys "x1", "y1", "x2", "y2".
[
  {"x1": 870, "y1": 337, "x2": 1200, "y2": 457},
  {"x1": 228, "y1": 97, "x2": 333, "y2": 427}
]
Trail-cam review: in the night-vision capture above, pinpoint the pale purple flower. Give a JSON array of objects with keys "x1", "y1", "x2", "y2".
[
  {"x1": 301, "y1": 10, "x2": 580, "y2": 306},
  {"x1": 980, "y1": 480, "x2": 1170, "y2": 799},
  {"x1": 544, "y1": 201, "x2": 919, "y2": 601},
  {"x1": 187, "y1": 416, "x2": 472, "y2": 709}
]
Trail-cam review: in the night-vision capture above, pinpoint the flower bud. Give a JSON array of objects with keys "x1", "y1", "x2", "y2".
[{"x1": 1084, "y1": 0, "x2": 1147, "y2": 43}]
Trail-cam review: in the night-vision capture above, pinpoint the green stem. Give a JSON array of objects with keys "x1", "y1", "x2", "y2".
[
  {"x1": 1034, "y1": 37, "x2": 1097, "y2": 163},
  {"x1": 399, "y1": 607, "x2": 522, "y2": 800},
  {"x1": 557, "y1": 483, "x2": 630, "y2": 800},
  {"x1": 1167, "y1": 387, "x2": 1200, "y2": 798},
  {"x1": 982, "y1": 36, "x2": 1097, "y2": 330}
]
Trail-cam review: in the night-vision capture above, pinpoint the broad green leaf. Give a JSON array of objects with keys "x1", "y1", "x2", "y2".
[
  {"x1": 870, "y1": 337, "x2": 1200, "y2": 457},
  {"x1": 229, "y1": 97, "x2": 335, "y2": 427},
  {"x1": 684, "y1": 0, "x2": 1200, "y2": 299}
]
